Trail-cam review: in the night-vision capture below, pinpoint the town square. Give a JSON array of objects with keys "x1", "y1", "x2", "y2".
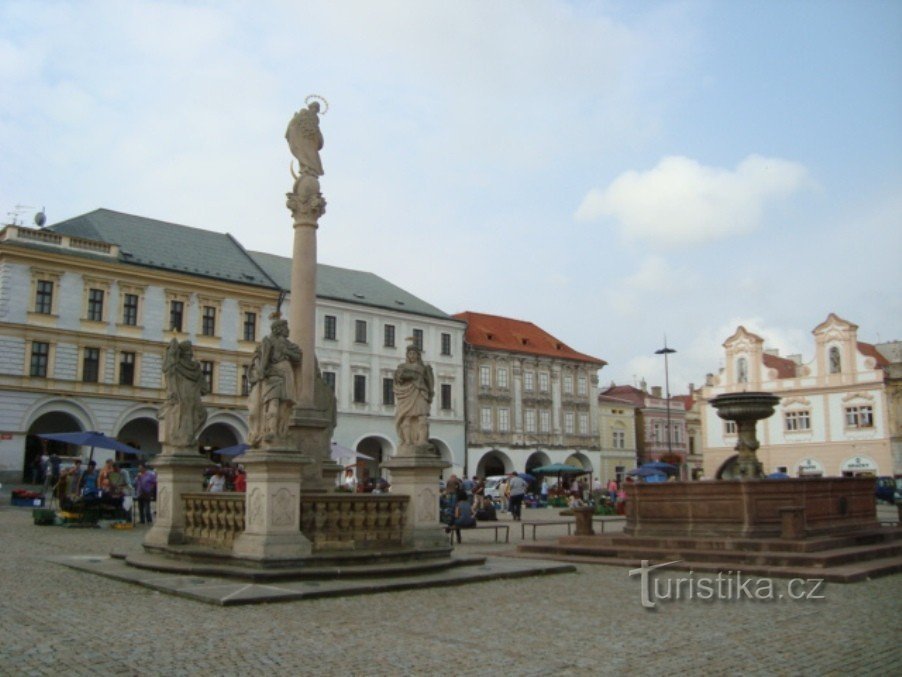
[{"x1": 1, "y1": 1, "x2": 901, "y2": 675}]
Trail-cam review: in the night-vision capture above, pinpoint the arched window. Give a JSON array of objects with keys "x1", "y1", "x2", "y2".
[
  {"x1": 829, "y1": 347, "x2": 841, "y2": 374},
  {"x1": 737, "y1": 357, "x2": 748, "y2": 383}
]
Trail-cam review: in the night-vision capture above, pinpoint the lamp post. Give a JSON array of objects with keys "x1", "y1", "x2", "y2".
[{"x1": 655, "y1": 339, "x2": 676, "y2": 462}]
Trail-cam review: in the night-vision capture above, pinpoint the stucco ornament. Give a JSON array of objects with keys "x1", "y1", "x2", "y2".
[
  {"x1": 393, "y1": 343, "x2": 436, "y2": 454},
  {"x1": 286, "y1": 96, "x2": 327, "y2": 223},
  {"x1": 247, "y1": 315, "x2": 302, "y2": 447},
  {"x1": 158, "y1": 338, "x2": 209, "y2": 447}
]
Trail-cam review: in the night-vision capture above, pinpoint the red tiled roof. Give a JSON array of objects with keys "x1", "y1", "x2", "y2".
[
  {"x1": 598, "y1": 384, "x2": 646, "y2": 406},
  {"x1": 858, "y1": 342, "x2": 890, "y2": 368},
  {"x1": 454, "y1": 311, "x2": 606, "y2": 366},
  {"x1": 762, "y1": 353, "x2": 797, "y2": 379},
  {"x1": 672, "y1": 394, "x2": 694, "y2": 410}
]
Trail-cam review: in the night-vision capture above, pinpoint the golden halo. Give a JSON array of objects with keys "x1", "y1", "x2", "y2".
[{"x1": 305, "y1": 94, "x2": 329, "y2": 114}]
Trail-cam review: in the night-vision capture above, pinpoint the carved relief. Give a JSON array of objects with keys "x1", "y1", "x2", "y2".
[
  {"x1": 783, "y1": 396, "x2": 811, "y2": 407},
  {"x1": 272, "y1": 488, "x2": 294, "y2": 527},
  {"x1": 156, "y1": 486, "x2": 170, "y2": 519},
  {"x1": 416, "y1": 487, "x2": 438, "y2": 522},
  {"x1": 842, "y1": 392, "x2": 875, "y2": 403},
  {"x1": 248, "y1": 488, "x2": 264, "y2": 527}
]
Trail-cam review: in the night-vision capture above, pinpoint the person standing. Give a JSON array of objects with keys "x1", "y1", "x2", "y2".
[
  {"x1": 507, "y1": 472, "x2": 528, "y2": 521},
  {"x1": 135, "y1": 464, "x2": 156, "y2": 525},
  {"x1": 207, "y1": 468, "x2": 226, "y2": 493},
  {"x1": 607, "y1": 478, "x2": 619, "y2": 506}
]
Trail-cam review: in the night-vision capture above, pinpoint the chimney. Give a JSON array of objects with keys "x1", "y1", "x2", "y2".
[{"x1": 651, "y1": 386, "x2": 662, "y2": 398}]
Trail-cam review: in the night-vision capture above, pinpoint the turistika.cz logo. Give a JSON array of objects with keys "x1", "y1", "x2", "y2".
[{"x1": 629, "y1": 560, "x2": 826, "y2": 609}]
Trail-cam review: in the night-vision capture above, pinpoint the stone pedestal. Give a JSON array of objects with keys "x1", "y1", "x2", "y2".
[
  {"x1": 232, "y1": 451, "x2": 313, "y2": 561},
  {"x1": 382, "y1": 454, "x2": 449, "y2": 549},
  {"x1": 143, "y1": 448, "x2": 207, "y2": 548},
  {"x1": 572, "y1": 506, "x2": 596, "y2": 536},
  {"x1": 292, "y1": 407, "x2": 342, "y2": 493}
]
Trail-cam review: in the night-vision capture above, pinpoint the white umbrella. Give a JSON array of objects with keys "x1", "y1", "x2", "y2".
[{"x1": 330, "y1": 442, "x2": 375, "y2": 464}]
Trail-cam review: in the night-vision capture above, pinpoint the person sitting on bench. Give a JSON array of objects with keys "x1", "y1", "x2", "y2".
[
  {"x1": 445, "y1": 488, "x2": 476, "y2": 543},
  {"x1": 475, "y1": 499, "x2": 497, "y2": 522}
]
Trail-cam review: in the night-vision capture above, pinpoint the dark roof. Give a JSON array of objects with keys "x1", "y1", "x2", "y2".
[
  {"x1": 49, "y1": 209, "x2": 274, "y2": 287},
  {"x1": 453, "y1": 311, "x2": 606, "y2": 366},
  {"x1": 248, "y1": 251, "x2": 455, "y2": 320}
]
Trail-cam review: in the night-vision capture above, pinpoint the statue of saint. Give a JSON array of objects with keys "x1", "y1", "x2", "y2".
[
  {"x1": 286, "y1": 101, "x2": 324, "y2": 178},
  {"x1": 393, "y1": 344, "x2": 435, "y2": 451},
  {"x1": 159, "y1": 338, "x2": 209, "y2": 447},
  {"x1": 247, "y1": 316, "x2": 302, "y2": 447}
]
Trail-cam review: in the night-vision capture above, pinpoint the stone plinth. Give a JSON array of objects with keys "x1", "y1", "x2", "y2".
[
  {"x1": 232, "y1": 450, "x2": 313, "y2": 561},
  {"x1": 572, "y1": 507, "x2": 596, "y2": 535},
  {"x1": 291, "y1": 407, "x2": 342, "y2": 492},
  {"x1": 143, "y1": 449, "x2": 207, "y2": 548},
  {"x1": 382, "y1": 454, "x2": 449, "y2": 549},
  {"x1": 625, "y1": 477, "x2": 878, "y2": 538}
]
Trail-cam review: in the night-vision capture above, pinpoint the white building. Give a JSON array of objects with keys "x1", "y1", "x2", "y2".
[
  {"x1": 700, "y1": 314, "x2": 893, "y2": 479},
  {"x1": 0, "y1": 209, "x2": 465, "y2": 483}
]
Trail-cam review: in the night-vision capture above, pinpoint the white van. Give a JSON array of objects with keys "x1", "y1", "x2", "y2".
[{"x1": 483, "y1": 475, "x2": 509, "y2": 500}]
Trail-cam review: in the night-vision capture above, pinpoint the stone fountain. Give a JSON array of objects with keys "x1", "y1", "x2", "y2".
[{"x1": 709, "y1": 391, "x2": 780, "y2": 479}]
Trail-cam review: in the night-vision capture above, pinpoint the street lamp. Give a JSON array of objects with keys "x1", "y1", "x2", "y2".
[{"x1": 655, "y1": 338, "x2": 676, "y2": 460}]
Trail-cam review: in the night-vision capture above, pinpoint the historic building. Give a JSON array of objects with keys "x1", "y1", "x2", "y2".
[
  {"x1": 672, "y1": 385, "x2": 704, "y2": 479},
  {"x1": 596, "y1": 388, "x2": 639, "y2": 484},
  {"x1": 700, "y1": 314, "x2": 894, "y2": 479},
  {"x1": 454, "y1": 311, "x2": 605, "y2": 478},
  {"x1": 596, "y1": 383, "x2": 689, "y2": 474},
  {"x1": 0, "y1": 209, "x2": 466, "y2": 483}
]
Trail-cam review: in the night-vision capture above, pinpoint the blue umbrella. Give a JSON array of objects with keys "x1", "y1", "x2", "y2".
[
  {"x1": 627, "y1": 466, "x2": 669, "y2": 478},
  {"x1": 38, "y1": 430, "x2": 148, "y2": 464},
  {"x1": 214, "y1": 443, "x2": 249, "y2": 457},
  {"x1": 766, "y1": 471, "x2": 790, "y2": 479},
  {"x1": 633, "y1": 461, "x2": 679, "y2": 476},
  {"x1": 518, "y1": 472, "x2": 536, "y2": 483}
]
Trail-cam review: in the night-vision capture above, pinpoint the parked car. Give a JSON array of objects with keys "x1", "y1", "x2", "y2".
[
  {"x1": 483, "y1": 475, "x2": 509, "y2": 500},
  {"x1": 875, "y1": 476, "x2": 897, "y2": 504}
]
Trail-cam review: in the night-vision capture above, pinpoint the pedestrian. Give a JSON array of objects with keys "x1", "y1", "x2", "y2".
[
  {"x1": 461, "y1": 475, "x2": 475, "y2": 501},
  {"x1": 507, "y1": 472, "x2": 528, "y2": 521},
  {"x1": 234, "y1": 466, "x2": 247, "y2": 492},
  {"x1": 207, "y1": 468, "x2": 226, "y2": 493},
  {"x1": 607, "y1": 478, "x2": 618, "y2": 505},
  {"x1": 135, "y1": 464, "x2": 157, "y2": 525},
  {"x1": 540, "y1": 479, "x2": 549, "y2": 505},
  {"x1": 80, "y1": 461, "x2": 99, "y2": 497},
  {"x1": 445, "y1": 488, "x2": 476, "y2": 543}
]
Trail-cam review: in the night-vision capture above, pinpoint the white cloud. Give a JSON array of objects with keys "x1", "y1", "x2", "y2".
[
  {"x1": 607, "y1": 256, "x2": 697, "y2": 316},
  {"x1": 576, "y1": 155, "x2": 812, "y2": 247}
]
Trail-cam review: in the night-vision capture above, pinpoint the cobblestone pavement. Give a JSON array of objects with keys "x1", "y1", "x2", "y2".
[{"x1": 1, "y1": 495, "x2": 900, "y2": 676}]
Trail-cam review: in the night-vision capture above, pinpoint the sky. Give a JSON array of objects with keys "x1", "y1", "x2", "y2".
[{"x1": 2, "y1": 0, "x2": 901, "y2": 394}]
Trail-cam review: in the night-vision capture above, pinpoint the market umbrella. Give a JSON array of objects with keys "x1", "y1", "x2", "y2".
[
  {"x1": 766, "y1": 471, "x2": 790, "y2": 479},
  {"x1": 627, "y1": 466, "x2": 670, "y2": 478},
  {"x1": 330, "y1": 442, "x2": 375, "y2": 465},
  {"x1": 531, "y1": 463, "x2": 589, "y2": 475},
  {"x1": 38, "y1": 430, "x2": 147, "y2": 465},
  {"x1": 214, "y1": 443, "x2": 249, "y2": 457},
  {"x1": 517, "y1": 472, "x2": 536, "y2": 483},
  {"x1": 632, "y1": 461, "x2": 679, "y2": 476}
]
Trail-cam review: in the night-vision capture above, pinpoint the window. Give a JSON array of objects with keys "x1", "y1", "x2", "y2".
[
  {"x1": 441, "y1": 383, "x2": 452, "y2": 410},
  {"x1": 30, "y1": 341, "x2": 49, "y2": 377},
  {"x1": 496, "y1": 367, "x2": 508, "y2": 389},
  {"x1": 724, "y1": 420, "x2": 737, "y2": 434},
  {"x1": 441, "y1": 332, "x2": 452, "y2": 356},
  {"x1": 672, "y1": 424, "x2": 682, "y2": 444},
  {"x1": 382, "y1": 377, "x2": 395, "y2": 405},
  {"x1": 612, "y1": 430, "x2": 625, "y2": 449},
  {"x1": 170, "y1": 300, "x2": 184, "y2": 332},
  {"x1": 564, "y1": 412, "x2": 575, "y2": 434},
  {"x1": 539, "y1": 410, "x2": 550, "y2": 433},
  {"x1": 82, "y1": 348, "x2": 100, "y2": 383},
  {"x1": 87, "y1": 288, "x2": 104, "y2": 322},
  {"x1": 653, "y1": 421, "x2": 662, "y2": 442},
  {"x1": 35, "y1": 280, "x2": 53, "y2": 314},
  {"x1": 563, "y1": 375, "x2": 573, "y2": 394},
  {"x1": 578, "y1": 413, "x2": 588, "y2": 434},
  {"x1": 241, "y1": 365, "x2": 250, "y2": 396},
  {"x1": 480, "y1": 407, "x2": 493, "y2": 432},
  {"x1": 355, "y1": 319, "x2": 367, "y2": 344},
  {"x1": 202, "y1": 306, "x2": 216, "y2": 337},
  {"x1": 525, "y1": 409, "x2": 537, "y2": 433},
  {"x1": 119, "y1": 352, "x2": 135, "y2": 386},
  {"x1": 479, "y1": 365, "x2": 491, "y2": 387},
  {"x1": 243, "y1": 312, "x2": 257, "y2": 342},
  {"x1": 412, "y1": 329, "x2": 424, "y2": 350},
  {"x1": 785, "y1": 411, "x2": 811, "y2": 432},
  {"x1": 122, "y1": 294, "x2": 139, "y2": 326},
  {"x1": 322, "y1": 371, "x2": 336, "y2": 392},
  {"x1": 497, "y1": 408, "x2": 510, "y2": 432},
  {"x1": 353, "y1": 375, "x2": 367, "y2": 403},
  {"x1": 577, "y1": 375, "x2": 588, "y2": 396},
  {"x1": 524, "y1": 371, "x2": 535, "y2": 391},
  {"x1": 845, "y1": 405, "x2": 873, "y2": 429},
  {"x1": 324, "y1": 315, "x2": 337, "y2": 340},
  {"x1": 538, "y1": 372, "x2": 549, "y2": 392},
  {"x1": 384, "y1": 324, "x2": 396, "y2": 348},
  {"x1": 201, "y1": 361, "x2": 214, "y2": 392}
]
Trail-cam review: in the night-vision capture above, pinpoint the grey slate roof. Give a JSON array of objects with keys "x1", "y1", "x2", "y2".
[{"x1": 46, "y1": 209, "x2": 455, "y2": 321}]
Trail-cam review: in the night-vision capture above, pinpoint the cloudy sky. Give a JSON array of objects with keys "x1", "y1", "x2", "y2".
[{"x1": 2, "y1": 0, "x2": 900, "y2": 393}]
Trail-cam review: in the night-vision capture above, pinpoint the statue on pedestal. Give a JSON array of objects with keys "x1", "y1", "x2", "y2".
[
  {"x1": 393, "y1": 344, "x2": 435, "y2": 454},
  {"x1": 247, "y1": 316, "x2": 302, "y2": 447},
  {"x1": 159, "y1": 338, "x2": 209, "y2": 448},
  {"x1": 286, "y1": 97, "x2": 327, "y2": 223}
]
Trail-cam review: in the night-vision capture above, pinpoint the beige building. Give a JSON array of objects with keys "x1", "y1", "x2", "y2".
[
  {"x1": 700, "y1": 314, "x2": 893, "y2": 479},
  {"x1": 596, "y1": 389, "x2": 638, "y2": 483}
]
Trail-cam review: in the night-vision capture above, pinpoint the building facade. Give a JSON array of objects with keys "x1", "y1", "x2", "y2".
[
  {"x1": 0, "y1": 210, "x2": 465, "y2": 483},
  {"x1": 700, "y1": 315, "x2": 893, "y2": 479},
  {"x1": 596, "y1": 390, "x2": 639, "y2": 484},
  {"x1": 454, "y1": 311, "x2": 605, "y2": 479}
]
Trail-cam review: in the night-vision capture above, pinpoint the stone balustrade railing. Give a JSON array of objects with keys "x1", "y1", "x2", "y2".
[{"x1": 181, "y1": 492, "x2": 409, "y2": 551}]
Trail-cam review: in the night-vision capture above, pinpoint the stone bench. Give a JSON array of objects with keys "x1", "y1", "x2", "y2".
[
  {"x1": 448, "y1": 523, "x2": 510, "y2": 544},
  {"x1": 521, "y1": 520, "x2": 575, "y2": 540}
]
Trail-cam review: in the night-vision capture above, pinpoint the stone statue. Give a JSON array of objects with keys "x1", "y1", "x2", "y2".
[
  {"x1": 829, "y1": 347, "x2": 842, "y2": 374},
  {"x1": 286, "y1": 99, "x2": 327, "y2": 223},
  {"x1": 394, "y1": 344, "x2": 435, "y2": 453},
  {"x1": 247, "y1": 316, "x2": 302, "y2": 447},
  {"x1": 159, "y1": 338, "x2": 209, "y2": 448}
]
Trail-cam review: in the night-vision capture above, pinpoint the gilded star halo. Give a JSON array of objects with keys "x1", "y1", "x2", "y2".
[{"x1": 305, "y1": 94, "x2": 329, "y2": 114}]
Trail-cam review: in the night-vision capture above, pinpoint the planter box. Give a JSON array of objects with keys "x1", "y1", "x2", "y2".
[{"x1": 12, "y1": 496, "x2": 44, "y2": 507}]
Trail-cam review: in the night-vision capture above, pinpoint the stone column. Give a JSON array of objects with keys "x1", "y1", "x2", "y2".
[
  {"x1": 289, "y1": 220, "x2": 317, "y2": 409},
  {"x1": 143, "y1": 447, "x2": 206, "y2": 548},
  {"x1": 232, "y1": 450, "x2": 313, "y2": 561},
  {"x1": 382, "y1": 455, "x2": 450, "y2": 549}
]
